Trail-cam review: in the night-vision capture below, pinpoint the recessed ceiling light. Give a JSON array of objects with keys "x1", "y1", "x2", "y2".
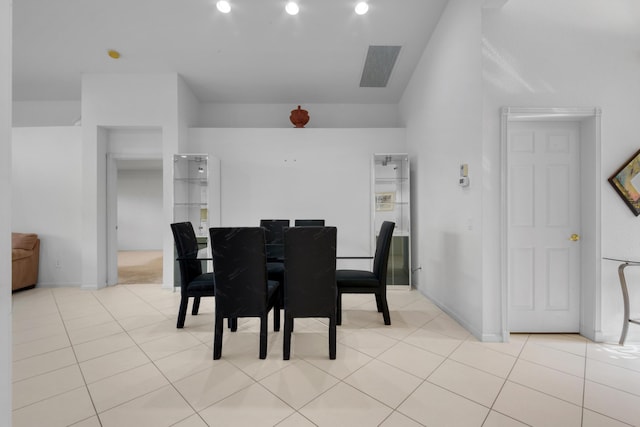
[
  {"x1": 107, "y1": 49, "x2": 121, "y2": 59},
  {"x1": 216, "y1": 1, "x2": 231, "y2": 13},
  {"x1": 285, "y1": 2, "x2": 299, "y2": 15},
  {"x1": 355, "y1": 2, "x2": 369, "y2": 15}
]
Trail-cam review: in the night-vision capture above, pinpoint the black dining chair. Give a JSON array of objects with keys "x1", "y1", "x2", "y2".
[
  {"x1": 283, "y1": 226, "x2": 337, "y2": 360},
  {"x1": 260, "y1": 219, "x2": 290, "y2": 261},
  {"x1": 170, "y1": 222, "x2": 215, "y2": 329},
  {"x1": 260, "y1": 219, "x2": 289, "y2": 308},
  {"x1": 294, "y1": 219, "x2": 325, "y2": 227},
  {"x1": 209, "y1": 227, "x2": 282, "y2": 359},
  {"x1": 336, "y1": 221, "x2": 395, "y2": 326}
]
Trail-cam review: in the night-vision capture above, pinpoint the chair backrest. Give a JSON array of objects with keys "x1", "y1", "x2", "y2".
[
  {"x1": 294, "y1": 219, "x2": 325, "y2": 227},
  {"x1": 210, "y1": 227, "x2": 269, "y2": 317},
  {"x1": 372, "y1": 221, "x2": 396, "y2": 285},
  {"x1": 260, "y1": 219, "x2": 290, "y2": 261},
  {"x1": 259, "y1": 219, "x2": 290, "y2": 243},
  {"x1": 170, "y1": 222, "x2": 203, "y2": 283},
  {"x1": 284, "y1": 226, "x2": 337, "y2": 317}
]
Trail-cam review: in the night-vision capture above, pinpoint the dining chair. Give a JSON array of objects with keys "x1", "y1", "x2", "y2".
[
  {"x1": 170, "y1": 222, "x2": 215, "y2": 328},
  {"x1": 209, "y1": 227, "x2": 282, "y2": 359},
  {"x1": 336, "y1": 221, "x2": 395, "y2": 325},
  {"x1": 260, "y1": 219, "x2": 289, "y2": 308},
  {"x1": 260, "y1": 219, "x2": 290, "y2": 261},
  {"x1": 283, "y1": 226, "x2": 337, "y2": 360},
  {"x1": 294, "y1": 219, "x2": 325, "y2": 226}
]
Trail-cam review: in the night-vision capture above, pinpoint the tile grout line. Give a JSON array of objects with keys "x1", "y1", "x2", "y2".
[
  {"x1": 51, "y1": 287, "x2": 105, "y2": 427},
  {"x1": 12, "y1": 287, "x2": 640, "y2": 427},
  {"x1": 89, "y1": 285, "x2": 205, "y2": 423},
  {"x1": 481, "y1": 333, "x2": 532, "y2": 426}
]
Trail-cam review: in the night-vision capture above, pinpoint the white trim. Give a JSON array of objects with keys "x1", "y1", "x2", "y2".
[{"x1": 500, "y1": 108, "x2": 509, "y2": 341}]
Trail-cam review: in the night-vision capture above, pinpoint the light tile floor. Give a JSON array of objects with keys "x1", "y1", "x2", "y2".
[{"x1": 11, "y1": 285, "x2": 640, "y2": 427}]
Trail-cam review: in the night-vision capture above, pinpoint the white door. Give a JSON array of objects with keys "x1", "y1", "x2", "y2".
[{"x1": 507, "y1": 120, "x2": 581, "y2": 332}]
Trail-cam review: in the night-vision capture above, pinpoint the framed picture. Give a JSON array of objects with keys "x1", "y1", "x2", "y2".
[
  {"x1": 375, "y1": 192, "x2": 395, "y2": 211},
  {"x1": 609, "y1": 148, "x2": 640, "y2": 216}
]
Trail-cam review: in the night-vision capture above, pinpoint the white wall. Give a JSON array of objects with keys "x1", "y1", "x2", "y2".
[
  {"x1": 81, "y1": 73, "x2": 181, "y2": 289},
  {"x1": 189, "y1": 128, "x2": 406, "y2": 266},
  {"x1": 11, "y1": 95, "x2": 402, "y2": 130},
  {"x1": 12, "y1": 127, "x2": 83, "y2": 287},
  {"x1": 399, "y1": 0, "x2": 486, "y2": 339},
  {"x1": 107, "y1": 127, "x2": 164, "y2": 252},
  {"x1": 197, "y1": 103, "x2": 401, "y2": 128},
  {"x1": 12, "y1": 100, "x2": 401, "y2": 129},
  {"x1": 482, "y1": 0, "x2": 640, "y2": 342},
  {"x1": 0, "y1": 0, "x2": 12, "y2": 421},
  {"x1": 117, "y1": 169, "x2": 163, "y2": 250},
  {"x1": 13, "y1": 101, "x2": 81, "y2": 127}
]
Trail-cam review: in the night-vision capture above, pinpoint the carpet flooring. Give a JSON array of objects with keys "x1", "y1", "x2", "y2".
[{"x1": 117, "y1": 250, "x2": 163, "y2": 284}]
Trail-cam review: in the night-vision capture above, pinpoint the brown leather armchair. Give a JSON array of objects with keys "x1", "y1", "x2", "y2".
[{"x1": 12, "y1": 232, "x2": 40, "y2": 292}]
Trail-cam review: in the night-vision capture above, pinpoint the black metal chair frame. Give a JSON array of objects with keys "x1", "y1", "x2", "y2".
[{"x1": 336, "y1": 221, "x2": 395, "y2": 326}]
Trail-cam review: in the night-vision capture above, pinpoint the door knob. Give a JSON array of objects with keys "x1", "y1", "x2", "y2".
[{"x1": 570, "y1": 233, "x2": 580, "y2": 241}]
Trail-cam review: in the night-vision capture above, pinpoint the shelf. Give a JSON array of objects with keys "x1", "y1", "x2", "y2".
[
  {"x1": 174, "y1": 178, "x2": 208, "y2": 183},
  {"x1": 375, "y1": 177, "x2": 409, "y2": 182}
]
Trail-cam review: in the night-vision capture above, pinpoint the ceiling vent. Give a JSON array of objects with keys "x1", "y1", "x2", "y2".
[{"x1": 359, "y1": 45, "x2": 401, "y2": 88}]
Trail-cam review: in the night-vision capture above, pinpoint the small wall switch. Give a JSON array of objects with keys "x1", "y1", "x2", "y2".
[{"x1": 459, "y1": 176, "x2": 470, "y2": 187}]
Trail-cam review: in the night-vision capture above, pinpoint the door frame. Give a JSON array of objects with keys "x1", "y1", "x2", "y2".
[{"x1": 500, "y1": 107, "x2": 602, "y2": 341}]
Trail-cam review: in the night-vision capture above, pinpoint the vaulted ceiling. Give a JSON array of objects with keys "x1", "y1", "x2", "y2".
[{"x1": 12, "y1": 0, "x2": 449, "y2": 103}]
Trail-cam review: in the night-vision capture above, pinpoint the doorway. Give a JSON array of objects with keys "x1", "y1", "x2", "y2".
[
  {"x1": 115, "y1": 160, "x2": 163, "y2": 284},
  {"x1": 500, "y1": 107, "x2": 602, "y2": 340},
  {"x1": 105, "y1": 127, "x2": 163, "y2": 286}
]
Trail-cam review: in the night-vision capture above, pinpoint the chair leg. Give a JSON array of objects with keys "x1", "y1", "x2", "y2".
[
  {"x1": 213, "y1": 313, "x2": 224, "y2": 359},
  {"x1": 229, "y1": 317, "x2": 238, "y2": 332},
  {"x1": 379, "y1": 292, "x2": 391, "y2": 325},
  {"x1": 283, "y1": 314, "x2": 293, "y2": 360},
  {"x1": 191, "y1": 296, "x2": 201, "y2": 315},
  {"x1": 375, "y1": 294, "x2": 383, "y2": 312},
  {"x1": 177, "y1": 296, "x2": 189, "y2": 328},
  {"x1": 273, "y1": 305, "x2": 281, "y2": 332},
  {"x1": 259, "y1": 314, "x2": 268, "y2": 359},
  {"x1": 329, "y1": 316, "x2": 336, "y2": 360},
  {"x1": 336, "y1": 292, "x2": 342, "y2": 325}
]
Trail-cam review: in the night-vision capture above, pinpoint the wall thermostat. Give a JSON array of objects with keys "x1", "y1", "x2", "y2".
[{"x1": 459, "y1": 163, "x2": 470, "y2": 187}]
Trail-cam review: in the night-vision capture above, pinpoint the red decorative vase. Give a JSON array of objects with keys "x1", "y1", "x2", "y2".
[{"x1": 290, "y1": 105, "x2": 309, "y2": 128}]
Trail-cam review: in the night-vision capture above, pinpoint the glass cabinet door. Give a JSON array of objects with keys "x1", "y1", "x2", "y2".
[
  {"x1": 173, "y1": 154, "x2": 209, "y2": 287},
  {"x1": 173, "y1": 154, "x2": 208, "y2": 237},
  {"x1": 372, "y1": 154, "x2": 411, "y2": 288}
]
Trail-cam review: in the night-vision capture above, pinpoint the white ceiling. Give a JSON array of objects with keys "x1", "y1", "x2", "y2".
[{"x1": 12, "y1": 0, "x2": 449, "y2": 104}]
